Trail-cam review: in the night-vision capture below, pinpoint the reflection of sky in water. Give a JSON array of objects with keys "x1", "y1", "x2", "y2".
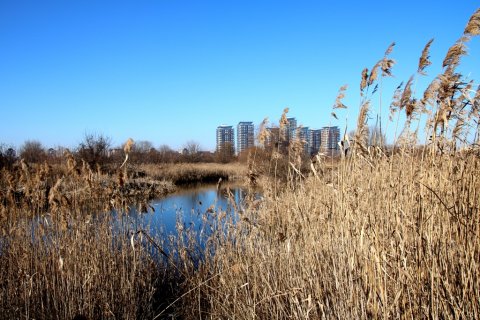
[{"x1": 125, "y1": 185, "x2": 246, "y2": 240}]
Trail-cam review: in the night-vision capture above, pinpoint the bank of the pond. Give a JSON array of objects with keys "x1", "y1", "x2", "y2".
[{"x1": 138, "y1": 162, "x2": 247, "y2": 186}]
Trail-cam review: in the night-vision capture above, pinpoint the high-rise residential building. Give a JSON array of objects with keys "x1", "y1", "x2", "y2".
[
  {"x1": 286, "y1": 117, "x2": 297, "y2": 143},
  {"x1": 298, "y1": 127, "x2": 311, "y2": 155},
  {"x1": 321, "y1": 126, "x2": 340, "y2": 150},
  {"x1": 310, "y1": 129, "x2": 322, "y2": 155},
  {"x1": 237, "y1": 122, "x2": 254, "y2": 154},
  {"x1": 216, "y1": 125, "x2": 235, "y2": 155}
]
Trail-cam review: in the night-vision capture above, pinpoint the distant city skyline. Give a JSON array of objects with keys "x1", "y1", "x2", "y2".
[
  {"x1": 216, "y1": 118, "x2": 340, "y2": 156},
  {"x1": 1, "y1": 2, "x2": 479, "y2": 151}
]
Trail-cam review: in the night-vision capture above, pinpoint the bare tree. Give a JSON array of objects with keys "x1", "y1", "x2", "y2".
[
  {"x1": 183, "y1": 140, "x2": 202, "y2": 162},
  {"x1": 134, "y1": 140, "x2": 154, "y2": 154},
  {"x1": 184, "y1": 140, "x2": 201, "y2": 155},
  {"x1": 77, "y1": 133, "x2": 111, "y2": 167},
  {"x1": 20, "y1": 140, "x2": 45, "y2": 163},
  {"x1": 158, "y1": 144, "x2": 177, "y2": 163},
  {"x1": 0, "y1": 143, "x2": 17, "y2": 169},
  {"x1": 129, "y1": 140, "x2": 159, "y2": 163}
]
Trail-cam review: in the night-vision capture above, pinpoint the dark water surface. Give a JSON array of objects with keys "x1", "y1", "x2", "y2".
[{"x1": 124, "y1": 183, "x2": 247, "y2": 240}]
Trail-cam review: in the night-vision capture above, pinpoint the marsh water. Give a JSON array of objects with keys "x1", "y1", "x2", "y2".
[{"x1": 122, "y1": 183, "x2": 247, "y2": 241}]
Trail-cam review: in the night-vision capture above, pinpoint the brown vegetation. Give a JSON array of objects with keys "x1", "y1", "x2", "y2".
[
  {"x1": 1, "y1": 9, "x2": 479, "y2": 320},
  {"x1": 174, "y1": 10, "x2": 480, "y2": 319},
  {"x1": 139, "y1": 162, "x2": 247, "y2": 185}
]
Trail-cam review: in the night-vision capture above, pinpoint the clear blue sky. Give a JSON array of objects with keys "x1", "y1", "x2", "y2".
[{"x1": 1, "y1": 1, "x2": 479, "y2": 151}]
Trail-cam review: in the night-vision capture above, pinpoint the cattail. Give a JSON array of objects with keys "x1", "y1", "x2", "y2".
[
  {"x1": 464, "y1": 8, "x2": 480, "y2": 36},
  {"x1": 418, "y1": 38, "x2": 434, "y2": 75}
]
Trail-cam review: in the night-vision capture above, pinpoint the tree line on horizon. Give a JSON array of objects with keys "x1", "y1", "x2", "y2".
[{"x1": 0, "y1": 133, "x2": 241, "y2": 170}]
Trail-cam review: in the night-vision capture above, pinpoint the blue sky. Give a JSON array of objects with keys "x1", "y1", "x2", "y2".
[{"x1": 1, "y1": 1, "x2": 479, "y2": 151}]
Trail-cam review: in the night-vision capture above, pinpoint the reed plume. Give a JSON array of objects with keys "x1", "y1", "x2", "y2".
[
  {"x1": 464, "y1": 8, "x2": 480, "y2": 36},
  {"x1": 257, "y1": 117, "x2": 270, "y2": 147},
  {"x1": 354, "y1": 100, "x2": 370, "y2": 152},
  {"x1": 333, "y1": 84, "x2": 348, "y2": 109},
  {"x1": 418, "y1": 38, "x2": 434, "y2": 75},
  {"x1": 360, "y1": 68, "x2": 369, "y2": 92},
  {"x1": 442, "y1": 39, "x2": 467, "y2": 68},
  {"x1": 279, "y1": 108, "x2": 289, "y2": 129},
  {"x1": 400, "y1": 76, "x2": 415, "y2": 117},
  {"x1": 120, "y1": 138, "x2": 134, "y2": 168}
]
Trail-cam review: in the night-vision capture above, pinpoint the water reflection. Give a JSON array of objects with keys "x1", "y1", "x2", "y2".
[{"x1": 127, "y1": 183, "x2": 247, "y2": 239}]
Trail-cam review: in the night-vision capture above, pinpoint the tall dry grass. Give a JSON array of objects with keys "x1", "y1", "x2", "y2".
[
  {"x1": 0, "y1": 147, "x2": 178, "y2": 319},
  {"x1": 174, "y1": 9, "x2": 480, "y2": 319},
  {"x1": 1, "y1": 9, "x2": 479, "y2": 320},
  {"x1": 177, "y1": 152, "x2": 479, "y2": 319}
]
